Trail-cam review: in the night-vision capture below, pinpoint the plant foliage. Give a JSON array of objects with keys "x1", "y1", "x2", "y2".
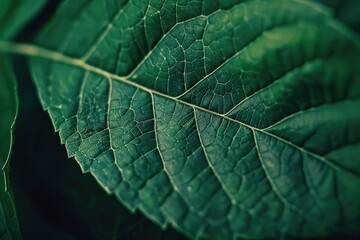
[{"x1": 0, "y1": 0, "x2": 359, "y2": 239}]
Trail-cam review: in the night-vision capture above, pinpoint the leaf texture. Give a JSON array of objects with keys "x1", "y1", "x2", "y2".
[{"x1": 28, "y1": 0, "x2": 360, "y2": 239}]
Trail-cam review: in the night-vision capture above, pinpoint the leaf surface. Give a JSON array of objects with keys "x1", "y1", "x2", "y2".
[{"x1": 27, "y1": 0, "x2": 360, "y2": 239}]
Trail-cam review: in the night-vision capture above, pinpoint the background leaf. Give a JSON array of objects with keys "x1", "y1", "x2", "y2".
[
  {"x1": 0, "y1": 56, "x2": 20, "y2": 240},
  {"x1": 0, "y1": 0, "x2": 47, "y2": 238},
  {"x1": 317, "y1": 0, "x2": 360, "y2": 33},
  {"x1": 0, "y1": 0, "x2": 47, "y2": 40}
]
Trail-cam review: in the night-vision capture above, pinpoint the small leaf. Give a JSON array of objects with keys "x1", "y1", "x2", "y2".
[{"x1": 27, "y1": 0, "x2": 360, "y2": 239}]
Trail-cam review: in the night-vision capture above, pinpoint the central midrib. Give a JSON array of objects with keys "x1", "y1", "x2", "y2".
[{"x1": 0, "y1": 40, "x2": 354, "y2": 179}]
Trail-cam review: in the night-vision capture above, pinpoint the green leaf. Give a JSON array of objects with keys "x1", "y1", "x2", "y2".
[
  {"x1": 0, "y1": 56, "x2": 20, "y2": 240},
  {"x1": 0, "y1": 0, "x2": 47, "y2": 40},
  {"x1": 21, "y1": 0, "x2": 360, "y2": 239},
  {"x1": 0, "y1": 1, "x2": 47, "y2": 238}
]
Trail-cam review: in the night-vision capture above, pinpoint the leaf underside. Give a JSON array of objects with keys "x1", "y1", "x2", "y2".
[{"x1": 29, "y1": 0, "x2": 360, "y2": 239}]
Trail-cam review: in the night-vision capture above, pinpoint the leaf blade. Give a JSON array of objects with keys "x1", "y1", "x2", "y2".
[{"x1": 17, "y1": 0, "x2": 360, "y2": 238}]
